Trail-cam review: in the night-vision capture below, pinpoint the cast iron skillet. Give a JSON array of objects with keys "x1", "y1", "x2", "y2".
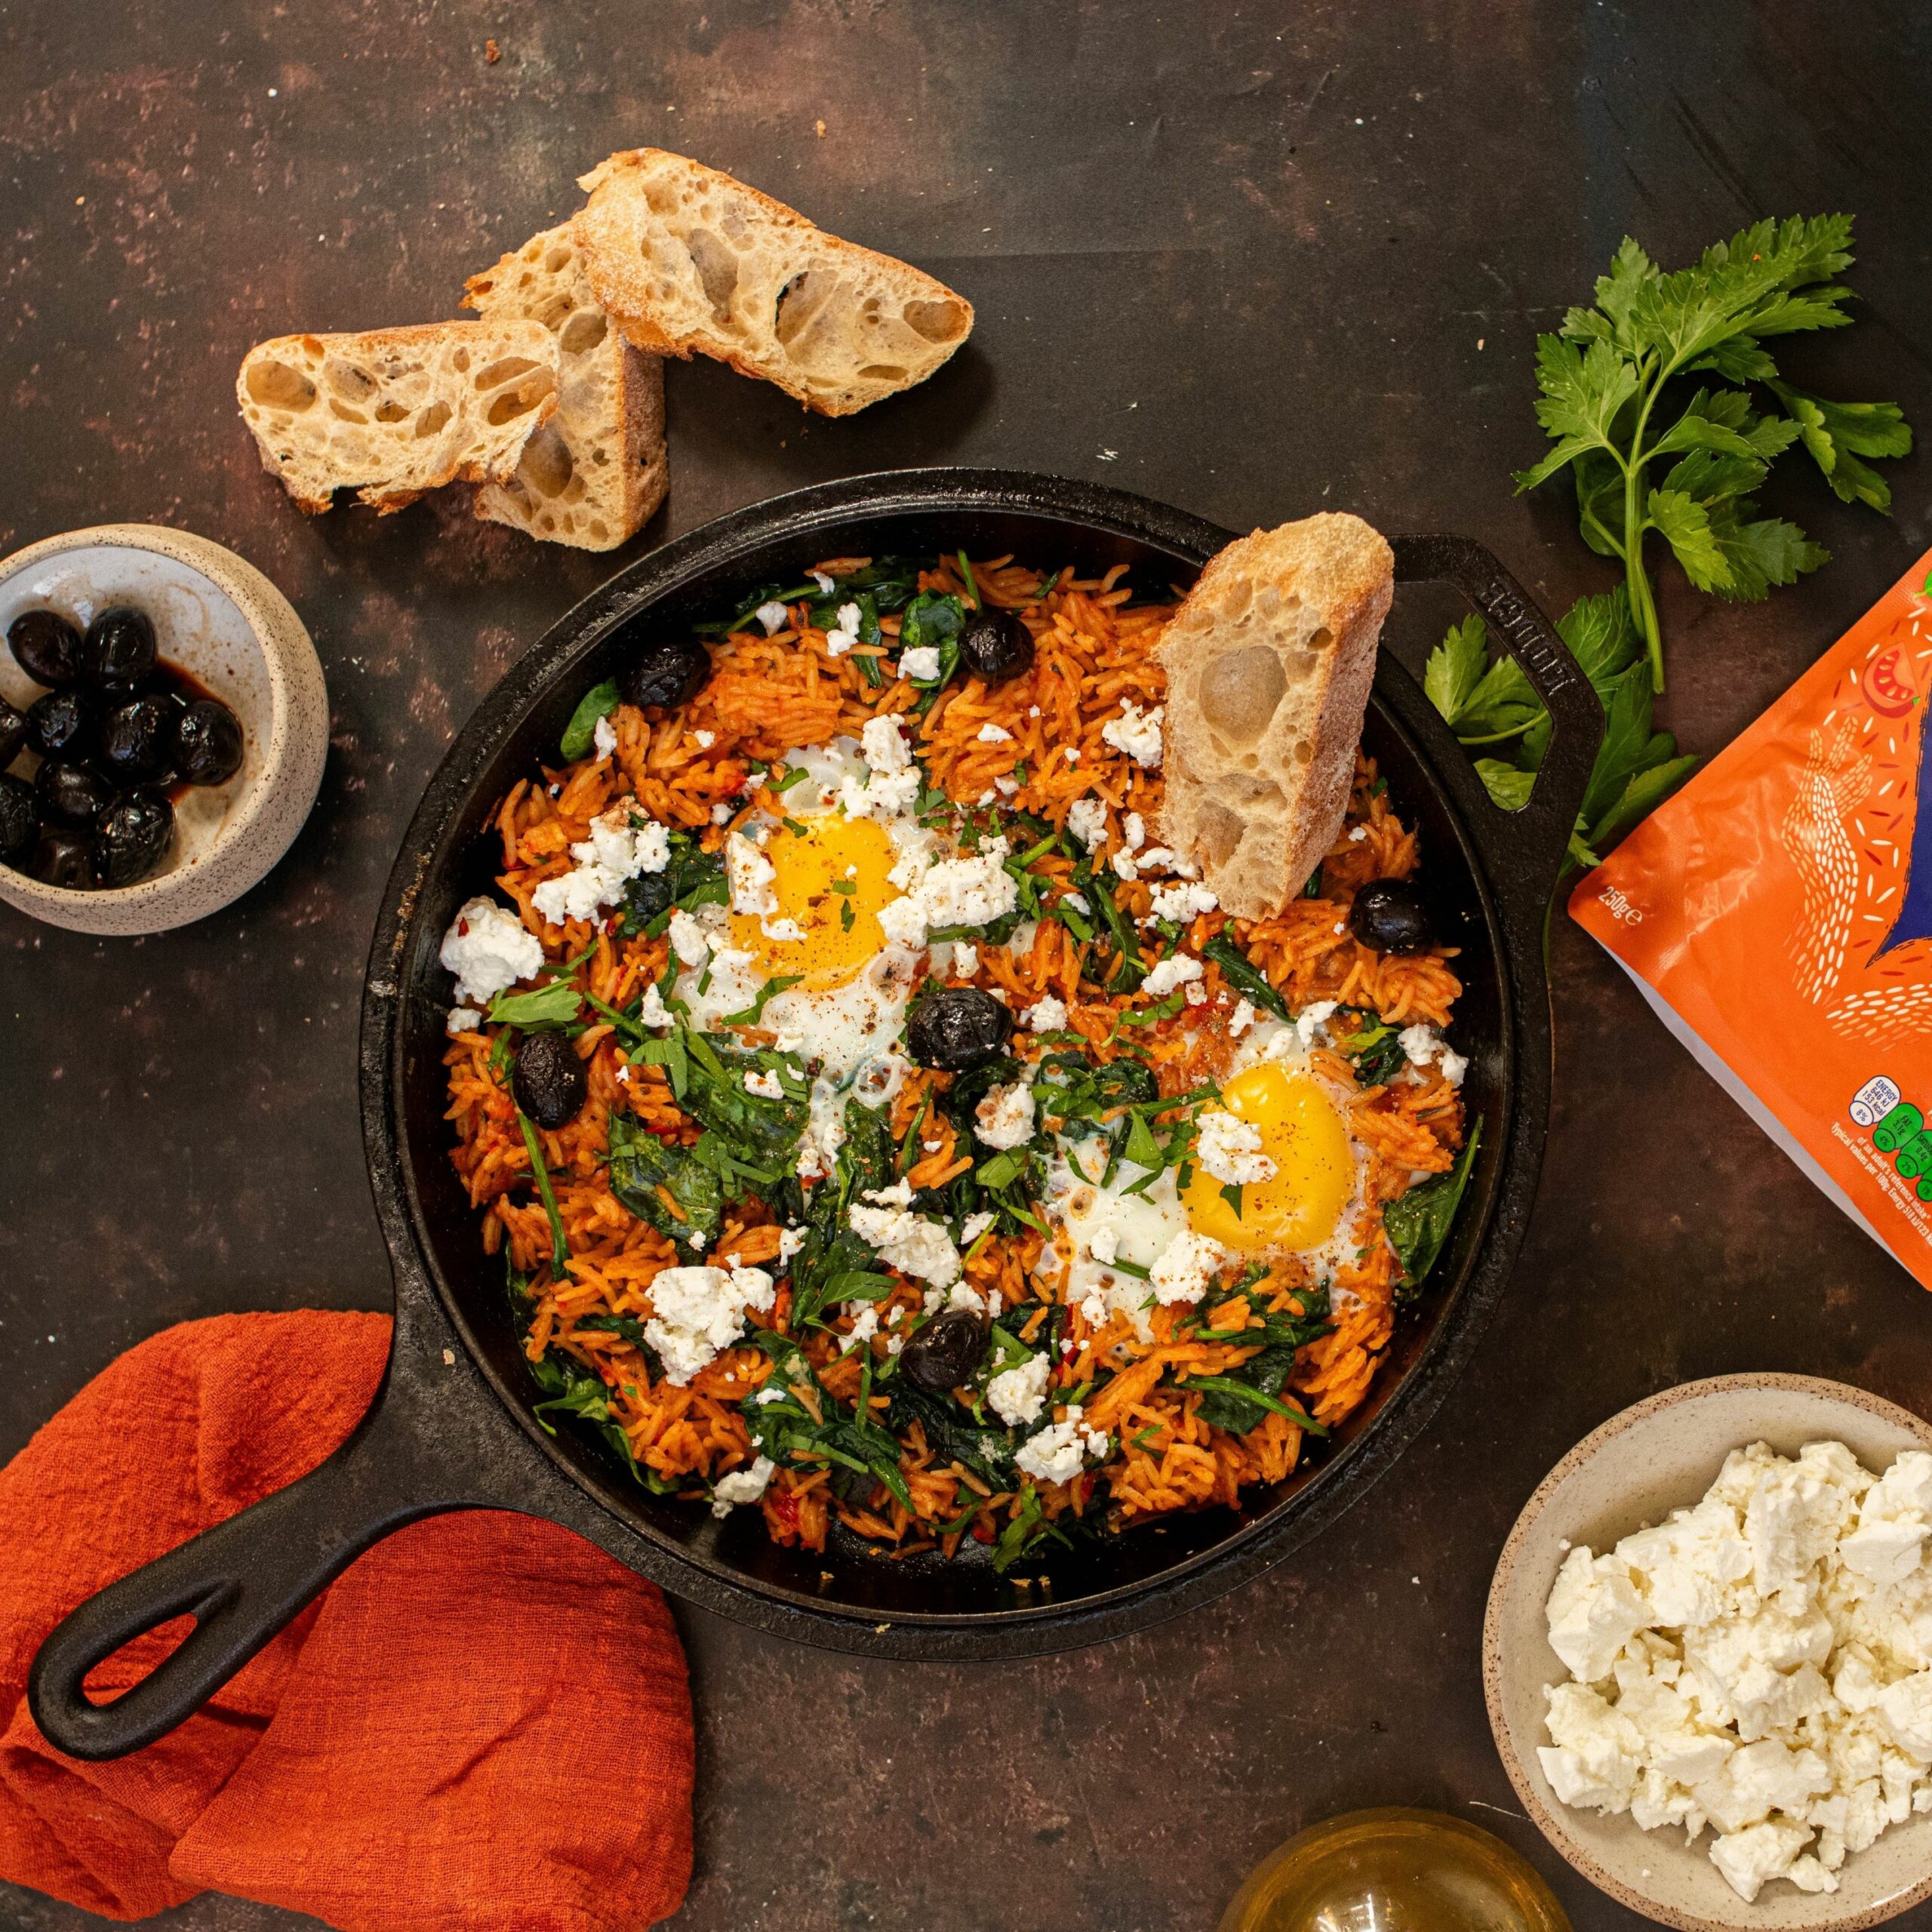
[{"x1": 30, "y1": 470, "x2": 1601, "y2": 1760}]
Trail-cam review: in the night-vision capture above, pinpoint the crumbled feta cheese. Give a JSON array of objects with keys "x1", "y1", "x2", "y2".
[
  {"x1": 1141, "y1": 953, "x2": 1204, "y2": 998},
  {"x1": 959, "y1": 1211, "x2": 995, "y2": 1245},
  {"x1": 986, "y1": 1352, "x2": 1050, "y2": 1426},
  {"x1": 1540, "y1": 1439, "x2": 1932, "y2": 1902},
  {"x1": 843, "y1": 1304, "x2": 881, "y2": 1350},
  {"x1": 1149, "y1": 1230, "x2": 1226, "y2": 1305},
  {"x1": 899, "y1": 645, "x2": 941, "y2": 681},
  {"x1": 974, "y1": 1081, "x2": 1035, "y2": 1151},
  {"x1": 1229, "y1": 998, "x2": 1257, "y2": 1037},
  {"x1": 1146, "y1": 879, "x2": 1219, "y2": 924},
  {"x1": 694, "y1": 728, "x2": 716, "y2": 749},
  {"x1": 755, "y1": 601, "x2": 789, "y2": 635},
  {"x1": 1101, "y1": 701, "x2": 1164, "y2": 768},
  {"x1": 530, "y1": 804, "x2": 671, "y2": 927},
  {"x1": 811, "y1": 571, "x2": 836, "y2": 595},
  {"x1": 863, "y1": 1179, "x2": 915, "y2": 1209},
  {"x1": 777, "y1": 1226, "x2": 808, "y2": 1262},
  {"x1": 1195, "y1": 1109, "x2": 1277, "y2": 1186},
  {"x1": 878, "y1": 846, "x2": 1019, "y2": 949},
  {"x1": 1086, "y1": 1226, "x2": 1118, "y2": 1266},
  {"x1": 976, "y1": 721, "x2": 1012, "y2": 743},
  {"x1": 593, "y1": 712, "x2": 618, "y2": 759},
  {"x1": 760, "y1": 915, "x2": 805, "y2": 943},
  {"x1": 841, "y1": 767, "x2": 921, "y2": 821},
  {"x1": 1399, "y1": 1023, "x2": 1467, "y2": 1086},
  {"x1": 635, "y1": 982, "x2": 675, "y2": 1030},
  {"x1": 712, "y1": 803, "x2": 735, "y2": 824},
  {"x1": 848, "y1": 1204, "x2": 961, "y2": 1287},
  {"x1": 861, "y1": 712, "x2": 912, "y2": 774},
  {"x1": 1184, "y1": 981, "x2": 1209, "y2": 1007},
  {"x1": 993, "y1": 776, "x2": 1020, "y2": 798},
  {"x1": 1124, "y1": 812, "x2": 1146, "y2": 851},
  {"x1": 445, "y1": 1005, "x2": 483, "y2": 1035},
  {"x1": 743, "y1": 1068, "x2": 785, "y2": 1100},
  {"x1": 614, "y1": 1060, "x2": 632, "y2": 1085},
  {"x1": 1014, "y1": 1405, "x2": 1109, "y2": 1485},
  {"x1": 667, "y1": 909, "x2": 712, "y2": 966},
  {"x1": 1290, "y1": 999, "x2": 1339, "y2": 1051},
  {"x1": 440, "y1": 897, "x2": 545, "y2": 1008},
  {"x1": 644, "y1": 1264, "x2": 777, "y2": 1385},
  {"x1": 952, "y1": 941, "x2": 979, "y2": 977},
  {"x1": 1024, "y1": 994, "x2": 1068, "y2": 1032},
  {"x1": 710, "y1": 1455, "x2": 776, "y2": 1518},
  {"x1": 726, "y1": 830, "x2": 778, "y2": 918},
  {"x1": 1111, "y1": 848, "x2": 1140, "y2": 881},
  {"x1": 1066, "y1": 796, "x2": 1108, "y2": 851}
]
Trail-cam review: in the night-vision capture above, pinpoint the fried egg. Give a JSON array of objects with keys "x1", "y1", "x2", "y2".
[
  {"x1": 1181, "y1": 1060, "x2": 1356, "y2": 1254},
  {"x1": 728, "y1": 811, "x2": 900, "y2": 989},
  {"x1": 1041, "y1": 1139, "x2": 1191, "y2": 1339}
]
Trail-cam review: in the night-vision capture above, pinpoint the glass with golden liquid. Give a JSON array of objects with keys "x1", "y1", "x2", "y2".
[{"x1": 1217, "y1": 1807, "x2": 1573, "y2": 1932}]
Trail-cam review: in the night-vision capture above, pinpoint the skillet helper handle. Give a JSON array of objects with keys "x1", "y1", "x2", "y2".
[
  {"x1": 26, "y1": 1374, "x2": 472, "y2": 1762},
  {"x1": 1389, "y1": 534, "x2": 1602, "y2": 931}
]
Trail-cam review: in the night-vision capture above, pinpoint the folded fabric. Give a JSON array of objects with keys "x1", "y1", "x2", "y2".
[{"x1": 0, "y1": 1311, "x2": 693, "y2": 1931}]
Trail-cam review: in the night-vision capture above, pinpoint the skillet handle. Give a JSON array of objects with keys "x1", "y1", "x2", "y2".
[
  {"x1": 26, "y1": 1361, "x2": 479, "y2": 1762},
  {"x1": 1389, "y1": 534, "x2": 1602, "y2": 930}
]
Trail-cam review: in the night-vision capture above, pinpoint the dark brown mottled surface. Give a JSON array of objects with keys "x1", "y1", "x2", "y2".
[{"x1": 5, "y1": 2, "x2": 1932, "y2": 1927}]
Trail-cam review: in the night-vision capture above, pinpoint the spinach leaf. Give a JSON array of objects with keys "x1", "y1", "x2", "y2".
[
  {"x1": 607, "y1": 1109, "x2": 724, "y2": 1254},
  {"x1": 1330, "y1": 1008, "x2": 1407, "y2": 1087},
  {"x1": 992, "y1": 1485, "x2": 1071, "y2": 1574},
  {"x1": 1201, "y1": 935, "x2": 1289, "y2": 1020},
  {"x1": 560, "y1": 680, "x2": 621, "y2": 761},
  {"x1": 526, "y1": 1350, "x2": 669, "y2": 1487},
  {"x1": 488, "y1": 979, "x2": 583, "y2": 1030},
  {"x1": 740, "y1": 1336, "x2": 915, "y2": 1511},
  {"x1": 1188, "y1": 1371, "x2": 1325, "y2": 1435},
  {"x1": 787, "y1": 1099, "x2": 897, "y2": 1330},
  {"x1": 888, "y1": 1383, "x2": 1015, "y2": 1486},
  {"x1": 517, "y1": 1112, "x2": 569, "y2": 1280},
  {"x1": 620, "y1": 835, "x2": 728, "y2": 937},
  {"x1": 574, "y1": 1312, "x2": 650, "y2": 1349},
  {"x1": 1383, "y1": 1119, "x2": 1483, "y2": 1291},
  {"x1": 679, "y1": 1032, "x2": 811, "y2": 1183}
]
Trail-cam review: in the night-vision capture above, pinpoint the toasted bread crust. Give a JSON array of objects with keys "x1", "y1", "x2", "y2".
[
  {"x1": 572, "y1": 148, "x2": 973, "y2": 417},
  {"x1": 462, "y1": 222, "x2": 667, "y2": 552},
  {"x1": 1155, "y1": 513, "x2": 1394, "y2": 919},
  {"x1": 236, "y1": 322, "x2": 559, "y2": 515}
]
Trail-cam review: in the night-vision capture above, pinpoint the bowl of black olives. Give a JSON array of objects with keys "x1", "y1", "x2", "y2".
[{"x1": 0, "y1": 525, "x2": 326, "y2": 934}]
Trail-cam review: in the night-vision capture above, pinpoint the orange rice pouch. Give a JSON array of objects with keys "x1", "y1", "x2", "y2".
[{"x1": 1572, "y1": 546, "x2": 1932, "y2": 1287}]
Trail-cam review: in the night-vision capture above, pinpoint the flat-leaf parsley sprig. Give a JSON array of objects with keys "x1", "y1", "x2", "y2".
[{"x1": 1515, "y1": 215, "x2": 1912, "y2": 691}]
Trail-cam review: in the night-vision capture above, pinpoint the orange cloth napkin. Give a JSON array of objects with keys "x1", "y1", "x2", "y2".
[{"x1": 0, "y1": 1311, "x2": 694, "y2": 1930}]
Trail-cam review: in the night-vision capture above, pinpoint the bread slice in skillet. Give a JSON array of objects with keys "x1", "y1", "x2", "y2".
[
  {"x1": 235, "y1": 321, "x2": 560, "y2": 514},
  {"x1": 572, "y1": 148, "x2": 973, "y2": 417},
  {"x1": 1155, "y1": 513, "x2": 1395, "y2": 921},
  {"x1": 462, "y1": 223, "x2": 668, "y2": 551}
]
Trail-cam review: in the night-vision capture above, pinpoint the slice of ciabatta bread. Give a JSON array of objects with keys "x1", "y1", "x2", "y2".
[
  {"x1": 573, "y1": 149, "x2": 973, "y2": 417},
  {"x1": 236, "y1": 322, "x2": 560, "y2": 514},
  {"x1": 1155, "y1": 513, "x2": 1394, "y2": 921},
  {"x1": 462, "y1": 223, "x2": 667, "y2": 551}
]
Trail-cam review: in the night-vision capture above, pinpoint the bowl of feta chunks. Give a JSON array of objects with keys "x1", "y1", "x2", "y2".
[{"x1": 1486, "y1": 1373, "x2": 1932, "y2": 1930}]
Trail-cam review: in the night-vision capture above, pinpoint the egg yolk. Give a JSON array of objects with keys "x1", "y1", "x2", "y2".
[
  {"x1": 1183, "y1": 1062, "x2": 1355, "y2": 1253},
  {"x1": 729, "y1": 813, "x2": 900, "y2": 990}
]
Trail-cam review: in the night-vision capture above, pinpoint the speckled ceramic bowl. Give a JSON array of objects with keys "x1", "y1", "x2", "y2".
[
  {"x1": 1486, "y1": 1374, "x2": 1932, "y2": 1930},
  {"x1": 0, "y1": 524, "x2": 327, "y2": 934}
]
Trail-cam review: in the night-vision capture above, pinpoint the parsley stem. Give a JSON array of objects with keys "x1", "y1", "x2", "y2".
[{"x1": 518, "y1": 1111, "x2": 570, "y2": 1281}]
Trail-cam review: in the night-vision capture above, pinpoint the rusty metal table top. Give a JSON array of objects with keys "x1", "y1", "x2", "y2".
[{"x1": 5, "y1": 3, "x2": 1931, "y2": 1927}]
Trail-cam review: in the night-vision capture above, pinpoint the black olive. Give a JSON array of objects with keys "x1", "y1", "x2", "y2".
[
  {"x1": 97, "y1": 694, "x2": 182, "y2": 786},
  {"x1": 81, "y1": 605, "x2": 158, "y2": 688},
  {"x1": 36, "y1": 758, "x2": 114, "y2": 828},
  {"x1": 621, "y1": 635, "x2": 711, "y2": 712},
  {"x1": 512, "y1": 1031, "x2": 589, "y2": 1130},
  {"x1": 900, "y1": 1309, "x2": 989, "y2": 1395},
  {"x1": 93, "y1": 792, "x2": 174, "y2": 888},
  {"x1": 0, "y1": 694, "x2": 26, "y2": 769},
  {"x1": 957, "y1": 606, "x2": 1035, "y2": 684},
  {"x1": 29, "y1": 825, "x2": 93, "y2": 888},
  {"x1": 174, "y1": 697, "x2": 245, "y2": 786},
  {"x1": 1348, "y1": 878, "x2": 1433, "y2": 955},
  {"x1": 8, "y1": 608, "x2": 82, "y2": 686},
  {"x1": 27, "y1": 687, "x2": 97, "y2": 761},
  {"x1": 0, "y1": 772, "x2": 38, "y2": 864},
  {"x1": 906, "y1": 986, "x2": 1015, "y2": 1073}
]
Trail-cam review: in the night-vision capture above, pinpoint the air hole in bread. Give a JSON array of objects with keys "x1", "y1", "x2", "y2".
[
  {"x1": 774, "y1": 270, "x2": 832, "y2": 348},
  {"x1": 328, "y1": 400, "x2": 367, "y2": 424},
  {"x1": 684, "y1": 227, "x2": 740, "y2": 325},
  {"x1": 1218, "y1": 773, "x2": 1281, "y2": 804},
  {"x1": 559, "y1": 310, "x2": 608, "y2": 355},
  {"x1": 414, "y1": 401, "x2": 452, "y2": 438},
  {"x1": 1199, "y1": 802, "x2": 1244, "y2": 865},
  {"x1": 903, "y1": 297, "x2": 969, "y2": 343},
  {"x1": 1198, "y1": 645, "x2": 1286, "y2": 745},
  {"x1": 452, "y1": 348, "x2": 470, "y2": 373},
  {"x1": 857, "y1": 363, "x2": 908, "y2": 383},
  {"x1": 328, "y1": 363, "x2": 377, "y2": 402},
  {"x1": 1309, "y1": 626, "x2": 1334, "y2": 651},
  {"x1": 245, "y1": 359, "x2": 316, "y2": 411},
  {"x1": 486, "y1": 378, "x2": 552, "y2": 426},
  {"x1": 474, "y1": 356, "x2": 541, "y2": 390},
  {"x1": 1292, "y1": 739, "x2": 1313, "y2": 766},
  {"x1": 544, "y1": 245, "x2": 573, "y2": 274},
  {"x1": 520, "y1": 424, "x2": 574, "y2": 499},
  {"x1": 588, "y1": 519, "x2": 609, "y2": 542},
  {"x1": 645, "y1": 182, "x2": 678, "y2": 216}
]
